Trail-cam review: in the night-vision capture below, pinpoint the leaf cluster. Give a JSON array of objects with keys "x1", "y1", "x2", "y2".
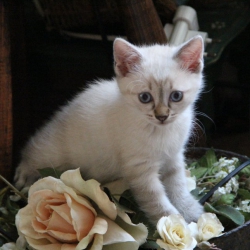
[
  {"x1": 0, "y1": 187, "x2": 22, "y2": 246},
  {"x1": 188, "y1": 149, "x2": 250, "y2": 230}
]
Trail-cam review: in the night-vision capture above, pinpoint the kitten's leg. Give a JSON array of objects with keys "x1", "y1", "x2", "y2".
[
  {"x1": 161, "y1": 154, "x2": 204, "y2": 223},
  {"x1": 14, "y1": 161, "x2": 41, "y2": 189},
  {"x1": 124, "y1": 164, "x2": 179, "y2": 225}
]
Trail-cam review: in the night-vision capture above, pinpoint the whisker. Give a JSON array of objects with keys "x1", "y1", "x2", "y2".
[
  {"x1": 189, "y1": 118, "x2": 206, "y2": 146},
  {"x1": 195, "y1": 111, "x2": 216, "y2": 127},
  {"x1": 201, "y1": 86, "x2": 214, "y2": 94}
]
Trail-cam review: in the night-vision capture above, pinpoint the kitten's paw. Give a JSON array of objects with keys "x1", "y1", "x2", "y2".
[
  {"x1": 14, "y1": 162, "x2": 41, "y2": 190},
  {"x1": 182, "y1": 200, "x2": 204, "y2": 223}
]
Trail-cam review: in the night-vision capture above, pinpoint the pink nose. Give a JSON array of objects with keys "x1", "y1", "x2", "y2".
[{"x1": 156, "y1": 116, "x2": 168, "y2": 122}]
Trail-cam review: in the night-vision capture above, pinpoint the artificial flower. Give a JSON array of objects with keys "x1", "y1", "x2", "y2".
[
  {"x1": 238, "y1": 199, "x2": 250, "y2": 213},
  {"x1": 156, "y1": 215, "x2": 197, "y2": 250},
  {"x1": 0, "y1": 243, "x2": 20, "y2": 250},
  {"x1": 15, "y1": 169, "x2": 147, "y2": 250},
  {"x1": 189, "y1": 213, "x2": 224, "y2": 242}
]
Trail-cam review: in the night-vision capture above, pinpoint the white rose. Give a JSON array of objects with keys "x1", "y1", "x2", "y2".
[
  {"x1": 0, "y1": 243, "x2": 19, "y2": 250},
  {"x1": 190, "y1": 213, "x2": 224, "y2": 242},
  {"x1": 156, "y1": 215, "x2": 197, "y2": 250}
]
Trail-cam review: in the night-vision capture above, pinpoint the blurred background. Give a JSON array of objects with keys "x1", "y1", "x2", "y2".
[{"x1": 1, "y1": 0, "x2": 250, "y2": 182}]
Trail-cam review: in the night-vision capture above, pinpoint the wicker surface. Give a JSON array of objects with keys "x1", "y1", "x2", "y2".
[
  {"x1": 116, "y1": 0, "x2": 168, "y2": 44},
  {"x1": 34, "y1": 0, "x2": 176, "y2": 34}
]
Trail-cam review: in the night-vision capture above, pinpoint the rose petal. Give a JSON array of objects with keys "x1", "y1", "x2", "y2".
[
  {"x1": 32, "y1": 218, "x2": 47, "y2": 232},
  {"x1": 46, "y1": 211, "x2": 76, "y2": 240},
  {"x1": 157, "y1": 216, "x2": 169, "y2": 242},
  {"x1": 156, "y1": 239, "x2": 177, "y2": 250},
  {"x1": 26, "y1": 236, "x2": 76, "y2": 250},
  {"x1": 16, "y1": 205, "x2": 58, "y2": 243},
  {"x1": 102, "y1": 215, "x2": 139, "y2": 248},
  {"x1": 30, "y1": 190, "x2": 65, "y2": 218},
  {"x1": 157, "y1": 216, "x2": 175, "y2": 245},
  {"x1": 103, "y1": 178, "x2": 129, "y2": 197},
  {"x1": 61, "y1": 169, "x2": 117, "y2": 220},
  {"x1": 49, "y1": 203, "x2": 73, "y2": 225},
  {"x1": 170, "y1": 225, "x2": 185, "y2": 246},
  {"x1": 76, "y1": 217, "x2": 108, "y2": 250},
  {"x1": 47, "y1": 229, "x2": 77, "y2": 243},
  {"x1": 24, "y1": 236, "x2": 61, "y2": 250},
  {"x1": 64, "y1": 193, "x2": 95, "y2": 240},
  {"x1": 188, "y1": 222, "x2": 199, "y2": 240},
  {"x1": 28, "y1": 177, "x2": 65, "y2": 198},
  {"x1": 89, "y1": 234, "x2": 103, "y2": 250},
  {"x1": 114, "y1": 214, "x2": 148, "y2": 246}
]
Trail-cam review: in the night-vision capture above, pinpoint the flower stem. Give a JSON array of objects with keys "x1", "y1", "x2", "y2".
[{"x1": 0, "y1": 175, "x2": 27, "y2": 202}]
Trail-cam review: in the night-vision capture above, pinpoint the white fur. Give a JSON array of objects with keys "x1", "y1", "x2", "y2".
[{"x1": 15, "y1": 37, "x2": 204, "y2": 224}]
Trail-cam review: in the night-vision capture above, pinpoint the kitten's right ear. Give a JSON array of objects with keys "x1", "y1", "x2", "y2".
[
  {"x1": 113, "y1": 38, "x2": 142, "y2": 77},
  {"x1": 174, "y1": 36, "x2": 204, "y2": 73}
]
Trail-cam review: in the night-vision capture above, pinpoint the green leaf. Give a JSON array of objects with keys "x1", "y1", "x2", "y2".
[
  {"x1": 190, "y1": 167, "x2": 208, "y2": 179},
  {"x1": 238, "y1": 188, "x2": 250, "y2": 199},
  {"x1": 191, "y1": 187, "x2": 207, "y2": 200},
  {"x1": 37, "y1": 167, "x2": 62, "y2": 178},
  {"x1": 119, "y1": 190, "x2": 156, "y2": 237},
  {"x1": 140, "y1": 240, "x2": 159, "y2": 249},
  {"x1": 119, "y1": 190, "x2": 140, "y2": 211},
  {"x1": 204, "y1": 202, "x2": 245, "y2": 226},
  {"x1": 0, "y1": 187, "x2": 9, "y2": 206},
  {"x1": 239, "y1": 165, "x2": 250, "y2": 176},
  {"x1": 198, "y1": 148, "x2": 217, "y2": 168},
  {"x1": 214, "y1": 194, "x2": 236, "y2": 206},
  {"x1": 240, "y1": 211, "x2": 250, "y2": 222},
  {"x1": 103, "y1": 187, "x2": 135, "y2": 214}
]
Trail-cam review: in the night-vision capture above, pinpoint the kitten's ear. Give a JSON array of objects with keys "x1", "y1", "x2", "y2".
[
  {"x1": 113, "y1": 38, "x2": 142, "y2": 77},
  {"x1": 174, "y1": 36, "x2": 204, "y2": 73}
]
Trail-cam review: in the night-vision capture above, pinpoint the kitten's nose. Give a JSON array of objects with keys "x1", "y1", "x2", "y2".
[{"x1": 156, "y1": 116, "x2": 168, "y2": 122}]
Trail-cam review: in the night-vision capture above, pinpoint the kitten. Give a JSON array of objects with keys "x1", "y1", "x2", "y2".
[{"x1": 15, "y1": 36, "x2": 204, "y2": 225}]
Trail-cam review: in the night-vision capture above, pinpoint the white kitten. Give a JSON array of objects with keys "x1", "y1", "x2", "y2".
[{"x1": 15, "y1": 36, "x2": 204, "y2": 224}]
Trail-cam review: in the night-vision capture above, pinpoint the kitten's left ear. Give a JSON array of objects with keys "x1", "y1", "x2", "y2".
[
  {"x1": 113, "y1": 38, "x2": 142, "y2": 77},
  {"x1": 174, "y1": 36, "x2": 204, "y2": 73}
]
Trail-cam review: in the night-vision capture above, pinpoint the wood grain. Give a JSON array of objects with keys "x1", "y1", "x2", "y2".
[{"x1": 0, "y1": 0, "x2": 13, "y2": 185}]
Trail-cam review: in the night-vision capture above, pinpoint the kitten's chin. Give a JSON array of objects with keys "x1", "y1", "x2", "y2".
[
  {"x1": 151, "y1": 118, "x2": 175, "y2": 127},
  {"x1": 150, "y1": 119, "x2": 171, "y2": 127}
]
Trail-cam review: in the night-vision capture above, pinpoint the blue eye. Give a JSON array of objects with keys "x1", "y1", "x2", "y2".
[
  {"x1": 139, "y1": 92, "x2": 153, "y2": 103},
  {"x1": 170, "y1": 91, "x2": 183, "y2": 102}
]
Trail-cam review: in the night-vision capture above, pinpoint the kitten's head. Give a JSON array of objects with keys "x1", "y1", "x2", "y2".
[{"x1": 113, "y1": 36, "x2": 204, "y2": 126}]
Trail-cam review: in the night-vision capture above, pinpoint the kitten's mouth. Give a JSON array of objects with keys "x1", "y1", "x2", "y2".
[
  {"x1": 156, "y1": 120, "x2": 169, "y2": 126},
  {"x1": 155, "y1": 116, "x2": 175, "y2": 125},
  {"x1": 146, "y1": 114, "x2": 174, "y2": 125}
]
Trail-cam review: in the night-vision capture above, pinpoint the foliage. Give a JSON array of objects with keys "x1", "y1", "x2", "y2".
[
  {"x1": 0, "y1": 187, "x2": 25, "y2": 246},
  {"x1": 187, "y1": 149, "x2": 250, "y2": 230},
  {"x1": 1, "y1": 149, "x2": 250, "y2": 249}
]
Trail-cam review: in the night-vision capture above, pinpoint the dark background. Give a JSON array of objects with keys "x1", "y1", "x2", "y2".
[{"x1": 10, "y1": 0, "x2": 250, "y2": 170}]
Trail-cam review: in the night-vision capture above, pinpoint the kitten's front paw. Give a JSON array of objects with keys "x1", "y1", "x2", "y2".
[
  {"x1": 182, "y1": 200, "x2": 204, "y2": 223},
  {"x1": 14, "y1": 162, "x2": 41, "y2": 190}
]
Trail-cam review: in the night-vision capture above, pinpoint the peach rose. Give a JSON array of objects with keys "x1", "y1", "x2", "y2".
[{"x1": 15, "y1": 169, "x2": 147, "y2": 250}]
